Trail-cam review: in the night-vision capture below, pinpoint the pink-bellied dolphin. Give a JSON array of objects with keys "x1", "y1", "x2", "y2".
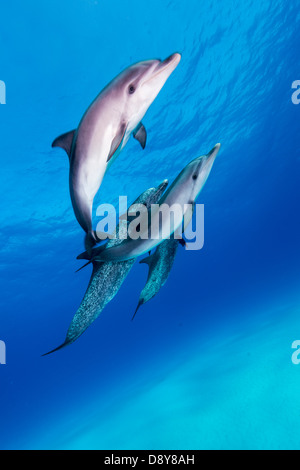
[
  {"x1": 52, "y1": 53, "x2": 181, "y2": 255},
  {"x1": 78, "y1": 143, "x2": 221, "y2": 264},
  {"x1": 42, "y1": 180, "x2": 168, "y2": 356}
]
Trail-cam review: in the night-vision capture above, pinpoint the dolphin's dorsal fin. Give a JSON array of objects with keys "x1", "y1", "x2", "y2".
[
  {"x1": 140, "y1": 254, "x2": 154, "y2": 267},
  {"x1": 133, "y1": 123, "x2": 147, "y2": 149},
  {"x1": 107, "y1": 123, "x2": 127, "y2": 162},
  {"x1": 52, "y1": 130, "x2": 75, "y2": 158}
]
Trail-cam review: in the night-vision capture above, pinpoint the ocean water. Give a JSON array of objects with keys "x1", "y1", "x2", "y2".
[{"x1": 0, "y1": 0, "x2": 300, "y2": 450}]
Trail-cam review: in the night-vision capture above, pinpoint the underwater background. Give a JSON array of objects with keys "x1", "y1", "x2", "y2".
[{"x1": 0, "y1": 0, "x2": 300, "y2": 450}]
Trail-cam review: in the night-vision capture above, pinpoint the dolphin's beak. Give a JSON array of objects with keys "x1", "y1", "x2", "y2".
[
  {"x1": 207, "y1": 143, "x2": 221, "y2": 161},
  {"x1": 144, "y1": 53, "x2": 181, "y2": 87},
  {"x1": 160, "y1": 53, "x2": 182, "y2": 70},
  {"x1": 158, "y1": 179, "x2": 169, "y2": 191}
]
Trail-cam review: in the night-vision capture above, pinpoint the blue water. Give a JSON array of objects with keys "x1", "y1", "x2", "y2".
[{"x1": 1, "y1": 0, "x2": 300, "y2": 450}]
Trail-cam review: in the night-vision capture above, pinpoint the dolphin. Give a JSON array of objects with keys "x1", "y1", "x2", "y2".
[
  {"x1": 52, "y1": 53, "x2": 181, "y2": 255},
  {"x1": 42, "y1": 180, "x2": 168, "y2": 356},
  {"x1": 79, "y1": 143, "x2": 221, "y2": 264},
  {"x1": 132, "y1": 238, "x2": 181, "y2": 320}
]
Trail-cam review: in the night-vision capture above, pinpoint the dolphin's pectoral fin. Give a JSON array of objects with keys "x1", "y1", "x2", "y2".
[
  {"x1": 77, "y1": 251, "x2": 90, "y2": 261},
  {"x1": 107, "y1": 123, "x2": 127, "y2": 162},
  {"x1": 75, "y1": 258, "x2": 104, "y2": 273},
  {"x1": 132, "y1": 300, "x2": 143, "y2": 321},
  {"x1": 76, "y1": 241, "x2": 107, "y2": 262},
  {"x1": 140, "y1": 254, "x2": 154, "y2": 267},
  {"x1": 133, "y1": 123, "x2": 147, "y2": 149},
  {"x1": 75, "y1": 260, "x2": 92, "y2": 273},
  {"x1": 179, "y1": 238, "x2": 187, "y2": 248},
  {"x1": 52, "y1": 130, "x2": 75, "y2": 158},
  {"x1": 42, "y1": 340, "x2": 70, "y2": 356}
]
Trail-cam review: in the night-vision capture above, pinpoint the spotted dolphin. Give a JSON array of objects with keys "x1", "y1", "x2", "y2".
[
  {"x1": 132, "y1": 238, "x2": 181, "y2": 320},
  {"x1": 42, "y1": 180, "x2": 168, "y2": 356},
  {"x1": 52, "y1": 54, "x2": 181, "y2": 255},
  {"x1": 80, "y1": 144, "x2": 221, "y2": 264}
]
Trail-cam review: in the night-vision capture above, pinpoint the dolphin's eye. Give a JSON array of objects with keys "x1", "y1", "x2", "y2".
[
  {"x1": 128, "y1": 85, "x2": 135, "y2": 94},
  {"x1": 192, "y1": 174, "x2": 198, "y2": 180}
]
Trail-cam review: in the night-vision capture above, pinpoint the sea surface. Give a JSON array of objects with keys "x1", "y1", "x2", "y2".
[{"x1": 0, "y1": 0, "x2": 300, "y2": 450}]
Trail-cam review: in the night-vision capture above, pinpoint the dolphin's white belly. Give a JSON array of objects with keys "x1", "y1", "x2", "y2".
[
  {"x1": 82, "y1": 118, "x2": 116, "y2": 184},
  {"x1": 70, "y1": 122, "x2": 114, "y2": 232},
  {"x1": 71, "y1": 94, "x2": 145, "y2": 217},
  {"x1": 75, "y1": 154, "x2": 107, "y2": 201}
]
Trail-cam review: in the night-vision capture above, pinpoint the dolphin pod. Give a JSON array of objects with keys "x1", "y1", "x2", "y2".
[
  {"x1": 52, "y1": 53, "x2": 181, "y2": 255},
  {"x1": 81, "y1": 144, "x2": 221, "y2": 264},
  {"x1": 43, "y1": 180, "x2": 169, "y2": 355},
  {"x1": 45, "y1": 54, "x2": 221, "y2": 356}
]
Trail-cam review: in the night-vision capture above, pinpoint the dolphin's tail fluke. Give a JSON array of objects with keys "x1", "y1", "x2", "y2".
[
  {"x1": 131, "y1": 300, "x2": 143, "y2": 321},
  {"x1": 85, "y1": 231, "x2": 98, "y2": 258},
  {"x1": 42, "y1": 341, "x2": 70, "y2": 357}
]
